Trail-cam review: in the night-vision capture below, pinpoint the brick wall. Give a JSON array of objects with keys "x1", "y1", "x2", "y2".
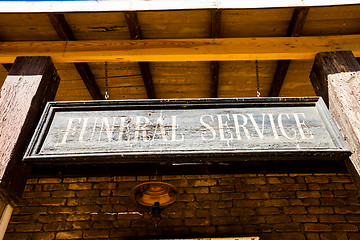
[{"x1": 4, "y1": 173, "x2": 360, "y2": 240}]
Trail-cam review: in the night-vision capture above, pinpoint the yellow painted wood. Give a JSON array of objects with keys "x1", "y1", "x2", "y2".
[{"x1": 0, "y1": 35, "x2": 359, "y2": 63}]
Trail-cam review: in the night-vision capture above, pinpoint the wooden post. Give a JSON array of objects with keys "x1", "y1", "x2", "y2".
[
  {"x1": 0, "y1": 56, "x2": 60, "y2": 202},
  {"x1": 310, "y1": 51, "x2": 360, "y2": 190}
]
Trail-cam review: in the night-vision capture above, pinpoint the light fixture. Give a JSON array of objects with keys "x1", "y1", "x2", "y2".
[{"x1": 130, "y1": 181, "x2": 177, "y2": 227}]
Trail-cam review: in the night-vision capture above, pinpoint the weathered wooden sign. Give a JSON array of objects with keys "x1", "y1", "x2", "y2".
[{"x1": 24, "y1": 97, "x2": 350, "y2": 166}]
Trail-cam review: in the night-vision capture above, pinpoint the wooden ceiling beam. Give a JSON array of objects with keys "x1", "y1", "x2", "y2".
[
  {"x1": 125, "y1": 12, "x2": 156, "y2": 99},
  {"x1": 1, "y1": 35, "x2": 360, "y2": 62},
  {"x1": 48, "y1": 13, "x2": 103, "y2": 100},
  {"x1": 210, "y1": 10, "x2": 221, "y2": 98},
  {"x1": 1, "y1": 0, "x2": 359, "y2": 13},
  {"x1": 268, "y1": 7, "x2": 309, "y2": 97},
  {"x1": 2, "y1": 64, "x2": 12, "y2": 72}
]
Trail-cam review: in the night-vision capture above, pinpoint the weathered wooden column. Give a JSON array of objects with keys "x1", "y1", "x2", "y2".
[
  {"x1": 310, "y1": 51, "x2": 360, "y2": 190},
  {"x1": 0, "y1": 57, "x2": 60, "y2": 236}
]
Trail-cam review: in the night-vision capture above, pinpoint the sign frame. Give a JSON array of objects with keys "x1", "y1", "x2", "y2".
[{"x1": 23, "y1": 97, "x2": 351, "y2": 168}]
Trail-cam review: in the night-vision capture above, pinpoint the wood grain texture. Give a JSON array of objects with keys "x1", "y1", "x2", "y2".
[
  {"x1": 268, "y1": 7, "x2": 309, "y2": 97},
  {"x1": 125, "y1": 12, "x2": 156, "y2": 99},
  {"x1": 310, "y1": 51, "x2": 360, "y2": 190},
  {"x1": 0, "y1": 56, "x2": 60, "y2": 200},
  {"x1": 0, "y1": 0, "x2": 359, "y2": 13},
  {"x1": 0, "y1": 35, "x2": 359, "y2": 63}
]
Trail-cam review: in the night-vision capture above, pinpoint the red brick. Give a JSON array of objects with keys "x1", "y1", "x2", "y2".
[
  {"x1": 113, "y1": 176, "x2": 136, "y2": 181},
  {"x1": 332, "y1": 224, "x2": 358, "y2": 231},
  {"x1": 291, "y1": 215, "x2": 318, "y2": 223},
  {"x1": 26, "y1": 178, "x2": 38, "y2": 184},
  {"x1": 69, "y1": 183, "x2": 92, "y2": 190},
  {"x1": 330, "y1": 175, "x2": 352, "y2": 183},
  {"x1": 284, "y1": 206, "x2": 307, "y2": 214},
  {"x1": 305, "y1": 233, "x2": 320, "y2": 240},
  {"x1": 87, "y1": 176, "x2": 111, "y2": 182},
  {"x1": 212, "y1": 216, "x2": 238, "y2": 225},
  {"x1": 320, "y1": 233, "x2": 348, "y2": 240},
  {"x1": 308, "y1": 207, "x2": 333, "y2": 214},
  {"x1": 334, "y1": 206, "x2": 360, "y2": 214},
  {"x1": 320, "y1": 198, "x2": 345, "y2": 205},
  {"x1": 63, "y1": 177, "x2": 87, "y2": 183},
  {"x1": 110, "y1": 229, "x2": 135, "y2": 238},
  {"x1": 217, "y1": 225, "x2": 244, "y2": 234},
  {"x1": 348, "y1": 215, "x2": 360, "y2": 223},
  {"x1": 75, "y1": 190, "x2": 100, "y2": 197},
  {"x1": 262, "y1": 199, "x2": 289, "y2": 207},
  {"x1": 93, "y1": 182, "x2": 116, "y2": 189},
  {"x1": 267, "y1": 177, "x2": 282, "y2": 184},
  {"x1": 210, "y1": 185, "x2": 234, "y2": 193},
  {"x1": 209, "y1": 208, "x2": 230, "y2": 217},
  {"x1": 83, "y1": 230, "x2": 109, "y2": 239},
  {"x1": 44, "y1": 222, "x2": 72, "y2": 231},
  {"x1": 193, "y1": 179, "x2": 217, "y2": 187},
  {"x1": 38, "y1": 178, "x2": 62, "y2": 184},
  {"x1": 256, "y1": 207, "x2": 281, "y2": 215},
  {"x1": 322, "y1": 183, "x2": 344, "y2": 190},
  {"x1": 305, "y1": 176, "x2": 329, "y2": 183},
  {"x1": 13, "y1": 223, "x2": 42, "y2": 232},
  {"x1": 3, "y1": 233, "x2": 30, "y2": 240},
  {"x1": 55, "y1": 231, "x2": 82, "y2": 239},
  {"x1": 136, "y1": 176, "x2": 149, "y2": 181},
  {"x1": 265, "y1": 215, "x2": 291, "y2": 224},
  {"x1": 190, "y1": 226, "x2": 216, "y2": 234},
  {"x1": 23, "y1": 191, "x2": 50, "y2": 198},
  {"x1": 76, "y1": 205, "x2": 100, "y2": 213},
  {"x1": 244, "y1": 177, "x2": 266, "y2": 185},
  {"x1": 233, "y1": 200, "x2": 260, "y2": 208},
  {"x1": 269, "y1": 191, "x2": 296, "y2": 198},
  {"x1": 66, "y1": 214, "x2": 91, "y2": 221},
  {"x1": 304, "y1": 223, "x2": 332, "y2": 232},
  {"x1": 296, "y1": 191, "x2": 321, "y2": 198},
  {"x1": 32, "y1": 232, "x2": 56, "y2": 240},
  {"x1": 319, "y1": 215, "x2": 346, "y2": 223},
  {"x1": 274, "y1": 223, "x2": 301, "y2": 232},
  {"x1": 221, "y1": 193, "x2": 245, "y2": 200},
  {"x1": 42, "y1": 184, "x2": 68, "y2": 191},
  {"x1": 186, "y1": 187, "x2": 209, "y2": 193},
  {"x1": 177, "y1": 194, "x2": 195, "y2": 201},
  {"x1": 246, "y1": 192, "x2": 270, "y2": 199},
  {"x1": 195, "y1": 193, "x2": 219, "y2": 201},
  {"x1": 52, "y1": 191, "x2": 75, "y2": 198},
  {"x1": 230, "y1": 208, "x2": 256, "y2": 216}
]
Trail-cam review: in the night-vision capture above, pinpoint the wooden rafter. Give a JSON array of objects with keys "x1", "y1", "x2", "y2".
[
  {"x1": 1, "y1": 0, "x2": 359, "y2": 13},
  {"x1": 48, "y1": 13, "x2": 103, "y2": 100},
  {"x1": 1, "y1": 64, "x2": 12, "y2": 72},
  {"x1": 268, "y1": 7, "x2": 309, "y2": 97},
  {"x1": 210, "y1": 10, "x2": 221, "y2": 98},
  {"x1": 1, "y1": 35, "x2": 360, "y2": 62},
  {"x1": 125, "y1": 12, "x2": 156, "y2": 99}
]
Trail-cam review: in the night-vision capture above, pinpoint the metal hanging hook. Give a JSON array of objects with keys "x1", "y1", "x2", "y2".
[
  {"x1": 105, "y1": 62, "x2": 109, "y2": 100},
  {"x1": 255, "y1": 60, "x2": 260, "y2": 98}
]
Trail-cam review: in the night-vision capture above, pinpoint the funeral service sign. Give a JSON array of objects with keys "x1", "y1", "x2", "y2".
[{"x1": 24, "y1": 97, "x2": 351, "y2": 166}]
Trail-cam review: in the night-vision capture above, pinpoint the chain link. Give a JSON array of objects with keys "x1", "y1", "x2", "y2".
[
  {"x1": 256, "y1": 60, "x2": 260, "y2": 98},
  {"x1": 105, "y1": 62, "x2": 109, "y2": 100}
]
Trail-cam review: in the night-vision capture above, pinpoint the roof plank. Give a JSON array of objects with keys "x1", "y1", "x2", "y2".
[
  {"x1": 268, "y1": 7, "x2": 309, "y2": 97},
  {"x1": 125, "y1": 12, "x2": 156, "y2": 99},
  {"x1": 210, "y1": 10, "x2": 221, "y2": 98},
  {"x1": 0, "y1": 0, "x2": 359, "y2": 13},
  {"x1": 48, "y1": 13, "x2": 103, "y2": 100},
  {"x1": 0, "y1": 35, "x2": 360, "y2": 62}
]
